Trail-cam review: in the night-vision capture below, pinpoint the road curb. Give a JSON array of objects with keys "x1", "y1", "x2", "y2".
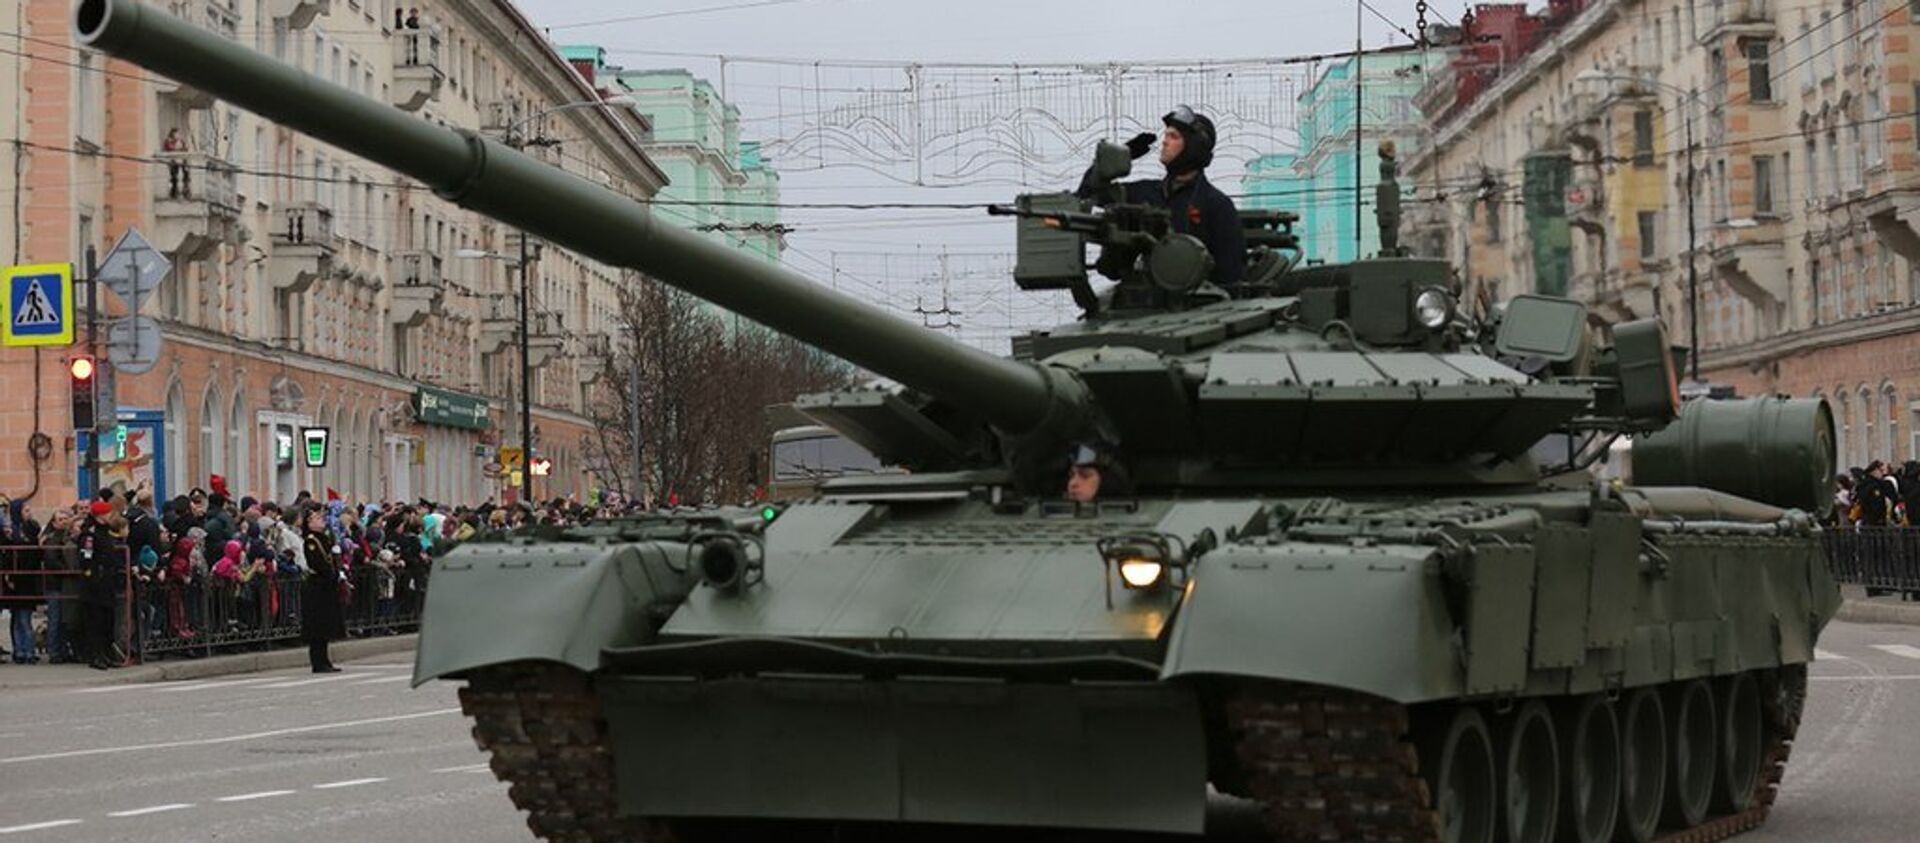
[
  {"x1": 1837, "y1": 598, "x2": 1920, "y2": 627},
  {"x1": 0, "y1": 634, "x2": 417, "y2": 690}
]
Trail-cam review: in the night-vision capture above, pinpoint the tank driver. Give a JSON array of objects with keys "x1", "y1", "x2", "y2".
[{"x1": 1077, "y1": 105, "x2": 1245, "y2": 288}]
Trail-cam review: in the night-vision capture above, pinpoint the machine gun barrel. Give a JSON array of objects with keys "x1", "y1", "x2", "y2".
[{"x1": 75, "y1": 0, "x2": 1062, "y2": 434}]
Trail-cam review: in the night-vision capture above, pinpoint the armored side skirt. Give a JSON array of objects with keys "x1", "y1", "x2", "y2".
[{"x1": 599, "y1": 676, "x2": 1207, "y2": 834}]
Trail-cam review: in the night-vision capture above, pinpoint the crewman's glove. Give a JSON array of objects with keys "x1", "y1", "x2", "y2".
[{"x1": 1125, "y1": 132, "x2": 1156, "y2": 159}]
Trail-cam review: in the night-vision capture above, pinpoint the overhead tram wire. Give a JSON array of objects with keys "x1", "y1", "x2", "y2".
[{"x1": 543, "y1": 0, "x2": 811, "y2": 30}]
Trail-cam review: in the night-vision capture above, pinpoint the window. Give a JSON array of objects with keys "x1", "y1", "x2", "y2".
[
  {"x1": 228, "y1": 390, "x2": 248, "y2": 490},
  {"x1": 1633, "y1": 110, "x2": 1655, "y2": 164},
  {"x1": 1807, "y1": 138, "x2": 1820, "y2": 200},
  {"x1": 1819, "y1": 12, "x2": 1835, "y2": 80},
  {"x1": 1715, "y1": 159, "x2": 1730, "y2": 222},
  {"x1": 200, "y1": 388, "x2": 223, "y2": 483},
  {"x1": 75, "y1": 52, "x2": 101, "y2": 142},
  {"x1": 1781, "y1": 151, "x2": 1793, "y2": 210},
  {"x1": 1745, "y1": 39, "x2": 1773, "y2": 102},
  {"x1": 1754, "y1": 155, "x2": 1774, "y2": 214},
  {"x1": 1798, "y1": 20, "x2": 1813, "y2": 89},
  {"x1": 1868, "y1": 86, "x2": 1886, "y2": 166},
  {"x1": 1672, "y1": 7, "x2": 1682, "y2": 58},
  {"x1": 1811, "y1": 258, "x2": 1823, "y2": 323},
  {"x1": 1826, "y1": 134, "x2": 1842, "y2": 198},
  {"x1": 76, "y1": 213, "x2": 93, "y2": 265},
  {"x1": 1638, "y1": 211, "x2": 1659, "y2": 260}
]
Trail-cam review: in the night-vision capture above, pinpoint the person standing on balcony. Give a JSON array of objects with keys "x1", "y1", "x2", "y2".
[{"x1": 162, "y1": 128, "x2": 187, "y2": 198}]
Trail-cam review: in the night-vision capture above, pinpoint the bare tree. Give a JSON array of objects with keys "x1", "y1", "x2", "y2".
[{"x1": 585, "y1": 278, "x2": 856, "y2": 504}]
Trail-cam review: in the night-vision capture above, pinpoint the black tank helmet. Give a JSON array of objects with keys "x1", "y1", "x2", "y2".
[{"x1": 1162, "y1": 104, "x2": 1216, "y2": 174}]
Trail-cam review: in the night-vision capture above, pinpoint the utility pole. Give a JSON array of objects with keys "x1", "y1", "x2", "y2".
[
  {"x1": 82, "y1": 244, "x2": 99, "y2": 495},
  {"x1": 1683, "y1": 98, "x2": 1699, "y2": 383},
  {"x1": 1353, "y1": 0, "x2": 1364, "y2": 261},
  {"x1": 518, "y1": 231, "x2": 533, "y2": 507}
]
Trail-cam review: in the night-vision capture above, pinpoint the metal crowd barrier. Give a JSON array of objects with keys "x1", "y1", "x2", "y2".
[
  {"x1": 0, "y1": 543, "x2": 135, "y2": 666},
  {"x1": 137, "y1": 563, "x2": 427, "y2": 658},
  {"x1": 1824, "y1": 526, "x2": 1920, "y2": 599}
]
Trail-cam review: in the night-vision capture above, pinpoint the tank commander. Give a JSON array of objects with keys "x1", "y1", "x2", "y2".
[{"x1": 1077, "y1": 105, "x2": 1246, "y2": 288}]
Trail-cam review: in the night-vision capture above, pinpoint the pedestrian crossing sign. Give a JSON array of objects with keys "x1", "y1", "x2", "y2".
[{"x1": 2, "y1": 263, "x2": 74, "y2": 347}]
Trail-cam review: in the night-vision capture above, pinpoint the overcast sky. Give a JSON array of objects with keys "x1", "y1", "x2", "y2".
[{"x1": 513, "y1": 0, "x2": 1443, "y2": 346}]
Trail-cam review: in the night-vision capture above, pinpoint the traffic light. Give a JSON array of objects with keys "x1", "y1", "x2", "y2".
[{"x1": 70, "y1": 355, "x2": 96, "y2": 430}]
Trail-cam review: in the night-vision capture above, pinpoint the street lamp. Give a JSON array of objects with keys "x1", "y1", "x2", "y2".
[
  {"x1": 1574, "y1": 68, "x2": 1702, "y2": 383},
  {"x1": 456, "y1": 246, "x2": 535, "y2": 507}
]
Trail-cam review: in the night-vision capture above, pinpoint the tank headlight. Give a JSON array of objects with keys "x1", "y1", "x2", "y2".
[
  {"x1": 1096, "y1": 534, "x2": 1186, "y2": 608},
  {"x1": 1118, "y1": 558, "x2": 1166, "y2": 589},
  {"x1": 1414, "y1": 287, "x2": 1455, "y2": 330}
]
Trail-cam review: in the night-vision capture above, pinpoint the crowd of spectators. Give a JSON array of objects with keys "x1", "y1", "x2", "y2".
[
  {"x1": 0, "y1": 476, "x2": 618, "y2": 670},
  {"x1": 1830, "y1": 460, "x2": 1920, "y2": 527}
]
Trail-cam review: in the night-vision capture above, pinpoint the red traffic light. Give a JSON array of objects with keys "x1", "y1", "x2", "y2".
[{"x1": 70, "y1": 357, "x2": 95, "y2": 381}]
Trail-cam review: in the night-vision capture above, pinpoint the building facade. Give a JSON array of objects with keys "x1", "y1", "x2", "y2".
[
  {"x1": 1243, "y1": 51, "x2": 1430, "y2": 264},
  {"x1": 1407, "y1": 0, "x2": 1920, "y2": 468},
  {"x1": 0, "y1": 0, "x2": 666, "y2": 507},
  {"x1": 560, "y1": 53, "x2": 784, "y2": 264}
]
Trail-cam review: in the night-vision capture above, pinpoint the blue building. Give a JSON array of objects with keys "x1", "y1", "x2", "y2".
[{"x1": 1242, "y1": 52, "x2": 1429, "y2": 264}]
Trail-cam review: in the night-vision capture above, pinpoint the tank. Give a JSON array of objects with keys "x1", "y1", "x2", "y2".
[{"x1": 77, "y1": 2, "x2": 1842, "y2": 841}]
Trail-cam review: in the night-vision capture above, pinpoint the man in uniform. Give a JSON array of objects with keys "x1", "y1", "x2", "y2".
[{"x1": 1078, "y1": 105, "x2": 1246, "y2": 288}]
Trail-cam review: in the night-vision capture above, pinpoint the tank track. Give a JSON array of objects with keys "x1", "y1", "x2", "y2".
[
  {"x1": 459, "y1": 663, "x2": 675, "y2": 843},
  {"x1": 1223, "y1": 666, "x2": 1804, "y2": 843},
  {"x1": 461, "y1": 662, "x2": 1804, "y2": 843}
]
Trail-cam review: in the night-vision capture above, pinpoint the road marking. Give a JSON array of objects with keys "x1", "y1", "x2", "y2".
[
  {"x1": 158, "y1": 678, "x2": 274, "y2": 693},
  {"x1": 433, "y1": 763, "x2": 491, "y2": 774},
  {"x1": 351, "y1": 674, "x2": 412, "y2": 685},
  {"x1": 107, "y1": 803, "x2": 195, "y2": 817},
  {"x1": 1870, "y1": 644, "x2": 1920, "y2": 660},
  {"x1": 1815, "y1": 648, "x2": 1844, "y2": 660},
  {"x1": 258, "y1": 673, "x2": 363, "y2": 689},
  {"x1": 0, "y1": 820, "x2": 83, "y2": 834},
  {"x1": 216, "y1": 790, "x2": 296, "y2": 803},
  {"x1": 0, "y1": 707, "x2": 461, "y2": 765},
  {"x1": 71, "y1": 684, "x2": 144, "y2": 694},
  {"x1": 314, "y1": 777, "x2": 388, "y2": 789}
]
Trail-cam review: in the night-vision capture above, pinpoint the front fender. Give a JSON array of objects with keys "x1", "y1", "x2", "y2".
[
  {"x1": 1160, "y1": 543, "x2": 1463, "y2": 704},
  {"x1": 412, "y1": 541, "x2": 695, "y2": 686}
]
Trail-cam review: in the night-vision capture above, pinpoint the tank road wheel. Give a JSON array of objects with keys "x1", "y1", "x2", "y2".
[
  {"x1": 1662, "y1": 679, "x2": 1717, "y2": 829},
  {"x1": 1557, "y1": 695, "x2": 1620, "y2": 843},
  {"x1": 1427, "y1": 707, "x2": 1498, "y2": 843},
  {"x1": 1495, "y1": 701, "x2": 1560, "y2": 843},
  {"x1": 1614, "y1": 688, "x2": 1667, "y2": 843},
  {"x1": 1712, "y1": 672, "x2": 1765, "y2": 815}
]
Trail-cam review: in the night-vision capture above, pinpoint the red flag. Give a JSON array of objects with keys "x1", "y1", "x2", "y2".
[{"x1": 326, "y1": 488, "x2": 342, "y2": 502}]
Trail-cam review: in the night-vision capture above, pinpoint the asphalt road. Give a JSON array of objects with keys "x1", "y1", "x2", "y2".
[{"x1": 0, "y1": 619, "x2": 1916, "y2": 842}]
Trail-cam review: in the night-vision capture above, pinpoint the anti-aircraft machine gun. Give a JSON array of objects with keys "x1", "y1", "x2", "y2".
[{"x1": 75, "y1": 2, "x2": 1840, "y2": 840}]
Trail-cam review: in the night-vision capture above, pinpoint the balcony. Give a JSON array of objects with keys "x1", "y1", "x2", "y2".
[
  {"x1": 1565, "y1": 174, "x2": 1606, "y2": 234},
  {"x1": 573, "y1": 332, "x2": 610, "y2": 384},
  {"x1": 153, "y1": 151, "x2": 244, "y2": 263},
  {"x1": 390, "y1": 251, "x2": 445, "y2": 328},
  {"x1": 1709, "y1": 218, "x2": 1788, "y2": 305},
  {"x1": 1700, "y1": 0, "x2": 1775, "y2": 44},
  {"x1": 1865, "y1": 189, "x2": 1920, "y2": 264},
  {"x1": 1588, "y1": 269, "x2": 1659, "y2": 324},
  {"x1": 267, "y1": 201, "x2": 336, "y2": 295},
  {"x1": 479, "y1": 297, "x2": 517, "y2": 356},
  {"x1": 392, "y1": 31, "x2": 445, "y2": 112},
  {"x1": 268, "y1": 0, "x2": 328, "y2": 30},
  {"x1": 481, "y1": 100, "x2": 523, "y2": 134},
  {"x1": 528, "y1": 309, "x2": 566, "y2": 367}
]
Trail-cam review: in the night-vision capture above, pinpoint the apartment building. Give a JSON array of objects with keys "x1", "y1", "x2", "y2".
[
  {"x1": 1407, "y1": 0, "x2": 1920, "y2": 466},
  {"x1": 1, "y1": 0, "x2": 666, "y2": 505}
]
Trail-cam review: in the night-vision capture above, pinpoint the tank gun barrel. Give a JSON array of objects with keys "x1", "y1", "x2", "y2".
[{"x1": 74, "y1": 0, "x2": 1061, "y2": 434}]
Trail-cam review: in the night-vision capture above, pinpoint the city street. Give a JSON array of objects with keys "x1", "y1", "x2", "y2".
[{"x1": 0, "y1": 619, "x2": 1917, "y2": 841}]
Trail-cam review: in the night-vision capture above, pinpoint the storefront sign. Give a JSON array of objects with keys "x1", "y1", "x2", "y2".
[{"x1": 413, "y1": 387, "x2": 489, "y2": 430}]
